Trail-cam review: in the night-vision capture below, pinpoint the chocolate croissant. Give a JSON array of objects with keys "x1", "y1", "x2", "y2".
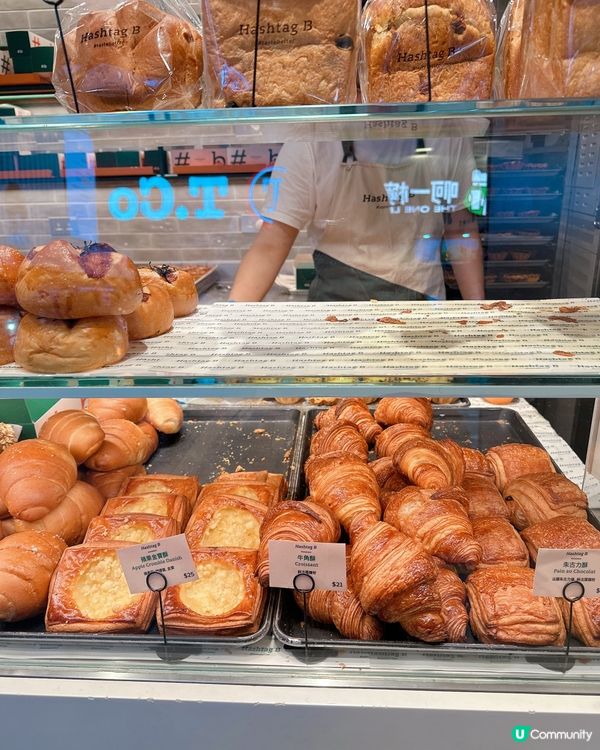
[
  {"x1": 436, "y1": 565, "x2": 468, "y2": 643},
  {"x1": 461, "y1": 447, "x2": 491, "y2": 476},
  {"x1": 562, "y1": 598, "x2": 600, "y2": 647},
  {"x1": 485, "y1": 443, "x2": 555, "y2": 491},
  {"x1": 468, "y1": 517, "x2": 529, "y2": 572},
  {"x1": 461, "y1": 472, "x2": 510, "y2": 521},
  {"x1": 520, "y1": 516, "x2": 600, "y2": 563},
  {"x1": 316, "y1": 398, "x2": 382, "y2": 445},
  {"x1": 384, "y1": 486, "x2": 481, "y2": 566},
  {"x1": 257, "y1": 500, "x2": 340, "y2": 586},
  {"x1": 374, "y1": 397, "x2": 433, "y2": 429},
  {"x1": 392, "y1": 437, "x2": 464, "y2": 491},
  {"x1": 305, "y1": 451, "x2": 381, "y2": 538},
  {"x1": 351, "y1": 522, "x2": 445, "y2": 642},
  {"x1": 503, "y1": 472, "x2": 588, "y2": 530},
  {"x1": 375, "y1": 423, "x2": 429, "y2": 458},
  {"x1": 310, "y1": 420, "x2": 369, "y2": 462}
]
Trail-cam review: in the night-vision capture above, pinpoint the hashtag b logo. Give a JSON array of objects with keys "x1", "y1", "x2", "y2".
[{"x1": 512, "y1": 726, "x2": 531, "y2": 743}]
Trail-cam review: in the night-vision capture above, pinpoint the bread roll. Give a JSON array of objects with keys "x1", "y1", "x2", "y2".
[
  {"x1": 0, "y1": 245, "x2": 23, "y2": 306},
  {"x1": 84, "y1": 398, "x2": 148, "y2": 424},
  {"x1": 14, "y1": 314, "x2": 129, "y2": 374},
  {"x1": 145, "y1": 398, "x2": 183, "y2": 434},
  {"x1": 0, "y1": 530, "x2": 66, "y2": 622},
  {"x1": 84, "y1": 419, "x2": 155, "y2": 472},
  {"x1": 1, "y1": 481, "x2": 104, "y2": 546},
  {"x1": 84, "y1": 464, "x2": 146, "y2": 500},
  {"x1": 0, "y1": 439, "x2": 77, "y2": 522},
  {"x1": 39, "y1": 410, "x2": 105, "y2": 465},
  {"x1": 0, "y1": 306, "x2": 20, "y2": 366},
  {"x1": 137, "y1": 421, "x2": 159, "y2": 457},
  {"x1": 139, "y1": 266, "x2": 198, "y2": 317},
  {"x1": 361, "y1": 0, "x2": 495, "y2": 102},
  {"x1": 125, "y1": 283, "x2": 174, "y2": 340}
]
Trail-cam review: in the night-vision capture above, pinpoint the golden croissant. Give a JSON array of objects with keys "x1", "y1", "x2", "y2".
[
  {"x1": 375, "y1": 423, "x2": 429, "y2": 458},
  {"x1": 436, "y1": 565, "x2": 468, "y2": 643},
  {"x1": 503, "y1": 472, "x2": 588, "y2": 530},
  {"x1": 315, "y1": 398, "x2": 382, "y2": 445},
  {"x1": 368, "y1": 457, "x2": 408, "y2": 492},
  {"x1": 310, "y1": 420, "x2": 369, "y2": 462},
  {"x1": 374, "y1": 397, "x2": 433, "y2": 430},
  {"x1": 392, "y1": 437, "x2": 464, "y2": 491}
]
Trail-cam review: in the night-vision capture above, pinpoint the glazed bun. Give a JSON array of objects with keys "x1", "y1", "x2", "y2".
[
  {"x1": 125, "y1": 283, "x2": 174, "y2": 340},
  {"x1": 14, "y1": 314, "x2": 129, "y2": 374},
  {"x1": 15, "y1": 240, "x2": 142, "y2": 319},
  {"x1": 0, "y1": 307, "x2": 20, "y2": 366},
  {"x1": 139, "y1": 265, "x2": 198, "y2": 317},
  {"x1": 39, "y1": 410, "x2": 105, "y2": 465},
  {"x1": 0, "y1": 246, "x2": 24, "y2": 306}
]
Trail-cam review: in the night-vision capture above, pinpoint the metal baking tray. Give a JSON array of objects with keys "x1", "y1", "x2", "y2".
[
  {"x1": 0, "y1": 406, "x2": 302, "y2": 651},
  {"x1": 276, "y1": 407, "x2": 599, "y2": 658}
]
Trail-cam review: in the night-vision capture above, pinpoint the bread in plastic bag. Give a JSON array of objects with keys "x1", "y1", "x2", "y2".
[
  {"x1": 360, "y1": 0, "x2": 496, "y2": 103},
  {"x1": 201, "y1": 0, "x2": 360, "y2": 107},
  {"x1": 53, "y1": 0, "x2": 203, "y2": 113},
  {"x1": 497, "y1": 0, "x2": 600, "y2": 99}
]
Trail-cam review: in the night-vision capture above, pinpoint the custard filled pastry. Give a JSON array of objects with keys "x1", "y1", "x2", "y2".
[
  {"x1": 310, "y1": 420, "x2": 369, "y2": 461},
  {"x1": 315, "y1": 398, "x2": 382, "y2": 445},
  {"x1": 392, "y1": 437, "x2": 464, "y2": 491},
  {"x1": 466, "y1": 567, "x2": 566, "y2": 646},
  {"x1": 159, "y1": 548, "x2": 266, "y2": 635},
  {"x1": 485, "y1": 443, "x2": 555, "y2": 491},
  {"x1": 503, "y1": 472, "x2": 588, "y2": 530},
  {"x1": 562, "y1": 598, "x2": 600, "y2": 647},
  {"x1": 384, "y1": 486, "x2": 481, "y2": 566},
  {"x1": 461, "y1": 472, "x2": 510, "y2": 521},
  {"x1": 468, "y1": 517, "x2": 529, "y2": 572},
  {"x1": 45, "y1": 542, "x2": 157, "y2": 633},
  {"x1": 122, "y1": 474, "x2": 200, "y2": 516},
  {"x1": 305, "y1": 451, "x2": 381, "y2": 538},
  {"x1": 520, "y1": 516, "x2": 600, "y2": 563},
  {"x1": 214, "y1": 470, "x2": 287, "y2": 504},
  {"x1": 101, "y1": 492, "x2": 188, "y2": 531},
  {"x1": 375, "y1": 423, "x2": 429, "y2": 458},
  {"x1": 374, "y1": 397, "x2": 433, "y2": 429},
  {"x1": 257, "y1": 500, "x2": 340, "y2": 586},
  {"x1": 84, "y1": 513, "x2": 178, "y2": 544},
  {"x1": 186, "y1": 494, "x2": 268, "y2": 551}
]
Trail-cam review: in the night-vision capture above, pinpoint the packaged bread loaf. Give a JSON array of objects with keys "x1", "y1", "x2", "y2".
[
  {"x1": 202, "y1": 0, "x2": 361, "y2": 106},
  {"x1": 361, "y1": 0, "x2": 496, "y2": 102},
  {"x1": 53, "y1": 0, "x2": 203, "y2": 113}
]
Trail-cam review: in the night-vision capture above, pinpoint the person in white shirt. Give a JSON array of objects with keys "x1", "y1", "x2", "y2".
[{"x1": 230, "y1": 138, "x2": 485, "y2": 301}]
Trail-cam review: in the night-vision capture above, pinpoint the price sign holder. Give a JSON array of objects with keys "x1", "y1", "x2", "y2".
[
  {"x1": 146, "y1": 571, "x2": 169, "y2": 657},
  {"x1": 42, "y1": 1, "x2": 80, "y2": 113},
  {"x1": 293, "y1": 572, "x2": 316, "y2": 661},
  {"x1": 561, "y1": 580, "x2": 585, "y2": 674}
]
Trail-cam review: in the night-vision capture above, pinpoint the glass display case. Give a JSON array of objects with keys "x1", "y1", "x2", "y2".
[{"x1": 1, "y1": 98, "x2": 600, "y2": 748}]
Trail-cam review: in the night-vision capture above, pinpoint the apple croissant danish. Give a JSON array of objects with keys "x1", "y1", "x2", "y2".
[
  {"x1": 315, "y1": 398, "x2": 382, "y2": 445},
  {"x1": 310, "y1": 420, "x2": 369, "y2": 461},
  {"x1": 485, "y1": 443, "x2": 555, "y2": 492},
  {"x1": 466, "y1": 567, "x2": 566, "y2": 646},
  {"x1": 392, "y1": 437, "x2": 464, "y2": 491},
  {"x1": 384, "y1": 486, "x2": 481, "y2": 566},
  {"x1": 436, "y1": 565, "x2": 468, "y2": 643},
  {"x1": 468, "y1": 517, "x2": 529, "y2": 572},
  {"x1": 350, "y1": 522, "x2": 446, "y2": 642},
  {"x1": 256, "y1": 500, "x2": 340, "y2": 586},
  {"x1": 520, "y1": 516, "x2": 600, "y2": 563},
  {"x1": 561, "y1": 598, "x2": 600, "y2": 647},
  {"x1": 503, "y1": 472, "x2": 588, "y2": 530},
  {"x1": 305, "y1": 451, "x2": 381, "y2": 538},
  {"x1": 461, "y1": 472, "x2": 510, "y2": 521},
  {"x1": 374, "y1": 397, "x2": 433, "y2": 430},
  {"x1": 375, "y1": 423, "x2": 429, "y2": 458}
]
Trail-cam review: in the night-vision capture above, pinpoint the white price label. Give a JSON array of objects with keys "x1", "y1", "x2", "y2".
[
  {"x1": 533, "y1": 549, "x2": 600, "y2": 598},
  {"x1": 268, "y1": 541, "x2": 347, "y2": 591},
  {"x1": 117, "y1": 534, "x2": 198, "y2": 595}
]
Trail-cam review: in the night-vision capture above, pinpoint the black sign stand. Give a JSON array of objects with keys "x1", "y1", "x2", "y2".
[
  {"x1": 146, "y1": 570, "x2": 169, "y2": 657},
  {"x1": 293, "y1": 572, "x2": 315, "y2": 661},
  {"x1": 42, "y1": 1, "x2": 80, "y2": 113},
  {"x1": 562, "y1": 580, "x2": 585, "y2": 673}
]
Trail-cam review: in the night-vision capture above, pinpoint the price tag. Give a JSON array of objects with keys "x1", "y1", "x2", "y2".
[
  {"x1": 117, "y1": 534, "x2": 198, "y2": 595},
  {"x1": 268, "y1": 541, "x2": 347, "y2": 591},
  {"x1": 533, "y1": 549, "x2": 600, "y2": 598}
]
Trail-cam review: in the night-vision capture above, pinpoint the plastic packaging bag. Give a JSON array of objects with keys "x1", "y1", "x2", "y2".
[
  {"x1": 53, "y1": 0, "x2": 203, "y2": 113},
  {"x1": 360, "y1": 0, "x2": 496, "y2": 103},
  {"x1": 201, "y1": 0, "x2": 360, "y2": 107},
  {"x1": 500, "y1": 0, "x2": 600, "y2": 99}
]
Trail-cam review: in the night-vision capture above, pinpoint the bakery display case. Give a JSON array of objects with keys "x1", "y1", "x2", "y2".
[{"x1": 1, "y1": 96, "x2": 600, "y2": 748}]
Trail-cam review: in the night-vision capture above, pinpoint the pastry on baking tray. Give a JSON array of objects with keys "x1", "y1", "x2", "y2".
[
  {"x1": 392, "y1": 436, "x2": 464, "y2": 490},
  {"x1": 563, "y1": 598, "x2": 600, "y2": 648},
  {"x1": 368, "y1": 457, "x2": 408, "y2": 492},
  {"x1": 520, "y1": 516, "x2": 600, "y2": 563},
  {"x1": 310, "y1": 420, "x2": 369, "y2": 461},
  {"x1": 186, "y1": 495, "x2": 268, "y2": 551},
  {"x1": 213, "y1": 471, "x2": 287, "y2": 505},
  {"x1": 374, "y1": 397, "x2": 433, "y2": 430},
  {"x1": 460, "y1": 472, "x2": 510, "y2": 520},
  {"x1": 84, "y1": 398, "x2": 148, "y2": 424},
  {"x1": 461, "y1": 447, "x2": 491, "y2": 476},
  {"x1": 436, "y1": 564, "x2": 468, "y2": 643},
  {"x1": 84, "y1": 419, "x2": 157, "y2": 472},
  {"x1": 84, "y1": 513, "x2": 178, "y2": 544},
  {"x1": 122, "y1": 474, "x2": 200, "y2": 515},
  {"x1": 375, "y1": 423, "x2": 430, "y2": 458},
  {"x1": 467, "y1": 517, "x2": 529, "y2": 572},
  {"x1": 466, "y1": 567, "x2": 566, "y2": 646},
  {"x1": 39, "y1": 409, "x2": 105, "y2": 465},
  {"x1": 198, "y1": 481, "x2": 278, "y2": 509},
  {"x1": 315, "y1": 398, "x2": 382, "y2": 445},
  {"x1": 503, "y1": 472, "x2": 588, "y2": 530},
  {"x1": 84, "y1": 464, "x2": 146, "y2": 500},
  {"x1": 485, "y1": 443, "x2": 555, "y2": 491},
  {"x1": 45, "y1": 542, "x2": 157, "y2": 633},
  {"x1": 101, "y1": 492, "x2": 188, "y2": 531},
  {"x1": 159, "y1": 548, "x2": 266, "y2": 635}
]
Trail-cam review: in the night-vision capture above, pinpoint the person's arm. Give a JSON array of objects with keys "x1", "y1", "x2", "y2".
[
  {"x1": 229, "y1": 220, "x2": 299, "y2": 301},
  {"x1": 443, "y1": 209, "x2": 485, "y2": 300}
]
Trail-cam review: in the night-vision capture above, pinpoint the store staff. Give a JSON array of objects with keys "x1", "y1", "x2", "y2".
[{"x1": 230, "y1": 138, "x2": 485, "y2": 302}]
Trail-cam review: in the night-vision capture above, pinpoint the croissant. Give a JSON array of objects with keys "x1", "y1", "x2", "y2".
[
  {"x1": 468, "y1": 517, "x2": 529, "y2": 573},
  {"x1": 374, "y1": 397, "x2": 433, "y2": 430},
  {"x1": 460, "y1": 472, "x2": 510, "y2": 521},
  {"x1": 0, "y1": 438, "x2": 77, "y2": 522},
  {"x1": 375, "y1": 423, "x2": 429, "y2": 458},
  {"x1": 39, "y1": 410, "x2": 105, "y2": 465},
  {"x1": 392, "y1": 437, "x2": 464, "y2": 491},
  {"x1": 294, "y1": 588, "x2": 334, "y2": 626},
  {"x1": 520, "y1": 516, "x2": 600, "y2": 563},
  {"x1": 436, "y1": 566, "x2": 468, "y2": 643},
  {"x1": 310, "y1": 420, "x2": 369, "y2": 461},
  {"x1": 84, "y1": 398, "x2": 148, "y2": 424},
  {"x1": 145, "y1": 398, "x2": 183, "y2": 435},
  {"x1": 462, "y1": 447, "x2": 492, "y2": 476},
  {"x1": 503, "y1": 472, "x2": 588, "y2": 530},
  {"x1": 368, "y1": 457, "x2": 408, "y2": 494},
  {"x1": 436, "y1": 439, "x2": 465, "y2": 486},
  {"x1": 305, "y1": 451, "x2": 381, "y2": 538},
  {"x1": 84, "y1": 464, "x2": 146, "y2": 500},
  {"x1": 562, "y1": 598, "x2": 600, "y2": 647},
  {"x1": 257, "y1": 500, "x2": 340, "y2": 586},
  {"x1": 351, "y1": 522, "x2": 445, "y2": 642},
  {"x1": 84, "y1": 419, "x2": 155, "y2": 472},
  {"x1": 384, "y1": 486, "x2": 481, "y2": 566},
  {"x1": 137, "y1": 420, "x2": 159, "y2": 458},
  {"x1": 316, "y1": 399, "x2": 382, "y2": 445},
  {"x1": 1, "y1": 481, "x2": 104, "y2": 546},
  {"x1": 485, "y1": 443, "x2": 555, "y2": 491}
]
